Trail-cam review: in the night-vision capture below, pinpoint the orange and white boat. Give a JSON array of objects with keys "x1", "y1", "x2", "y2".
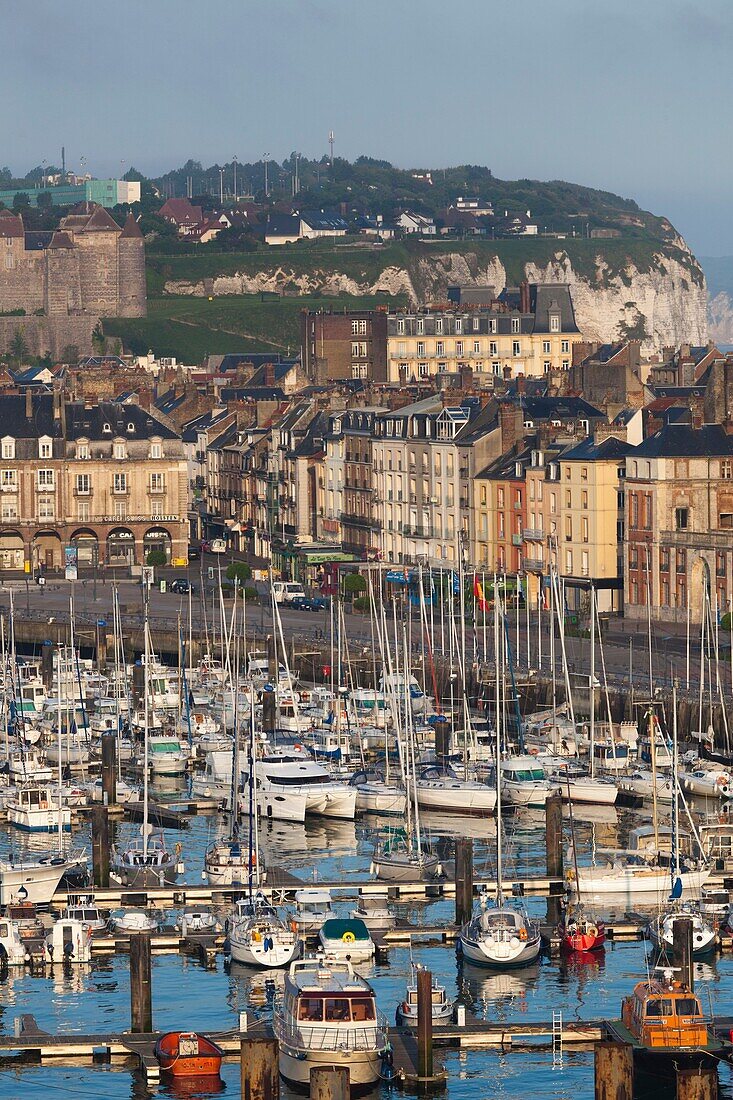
[
  {"x1": 559, "y1": 908, "x2": 606, "y2": 953},
  {"x1": 154, "y1": 1032, "x2": 223, "y2": 1078},
  {"x1": 606, "y1": 970, "x2": 731, "y2": 1066}
]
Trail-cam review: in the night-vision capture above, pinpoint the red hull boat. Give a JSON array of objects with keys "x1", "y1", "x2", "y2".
[
  {"x1": 155, "y1": 1032, "x2": 223, "y2": 1078},
  {"x1": 560, "y1": 916, "x2": 606, "y2": 953}
]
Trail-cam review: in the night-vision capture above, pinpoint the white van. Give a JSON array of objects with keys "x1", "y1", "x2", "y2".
[{"x1": 272, "y1": 581, "x2": 306, "y2": 605}]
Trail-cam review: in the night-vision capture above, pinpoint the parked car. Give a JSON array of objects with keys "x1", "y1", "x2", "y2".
[
  {"x1": 188, "y1": 545, "x2": 201, "y2": 561},
  {"x1": 290, "y1": 594, "x2": 328, "y2": 612},
  {"x1": 170, "y1": 579, "x2": 196, "y2": 595},
  {"x1": 272, "y1": 581, "x2": 306, "y2": 605}
]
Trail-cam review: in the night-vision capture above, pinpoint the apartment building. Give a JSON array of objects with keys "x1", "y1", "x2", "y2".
[
  {"x1": 300, "y1": 309, "x2": 388, "y2": 383},
  {"x1": 386, "y1": 283, "x2": 582, "y2": 383},
  {"x1": 625, "y1": 422, "x2": 733, "y2": 624},
  {"x1": 0, "y1": 391, "x2": 187, "y2": 571},
  {"x1": 322, "y1": 408, "x2": 385, "y2": 555}
]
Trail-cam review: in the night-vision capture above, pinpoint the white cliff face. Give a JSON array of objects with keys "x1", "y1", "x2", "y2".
[
  {"x1": 708, "y1": 291, "x2": 733, "y2": 345},
  {"x1": 164, "y1": 245, "x2": 707, "y2": 351}
]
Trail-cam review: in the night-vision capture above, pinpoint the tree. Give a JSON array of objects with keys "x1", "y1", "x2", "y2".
[
  {"x1": 61, "y1": 345, "x2": 80, "y2": 365},
  {"x1": 37, "y1": 192, "x2": 53, "y2": 211},
  {"x1": 146, "y1": 549, "x2": 167, "y2": 567},
  {"x1": 342, "y1": 572, "x2": 366, "y2": 596},
  {"x1": 12, "y1": 192, "x2": 30, "y2": 212},
  {"x1": 92, "y1": 323, "x2": 106, "y2": 354},
  {"x1": 9, "y1": 329, "x2": 28, "y2": 365},
  {"x1": 226, "y1": 561, "x2": 252, "y2": 583}
]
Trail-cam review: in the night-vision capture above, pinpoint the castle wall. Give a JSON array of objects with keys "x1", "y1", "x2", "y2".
[
  {"x1": 74, "y1": 231, "x2": 120, "y2": 314},
  {"x1": 0, "y1": 315, "x2": 99, "y2": 358},
  {"x1": 0, "y1": 241, "x2": 45, "y2": 313},
  {"x1": 117, "y1": 238, "x2": 147, "y2": 317}
]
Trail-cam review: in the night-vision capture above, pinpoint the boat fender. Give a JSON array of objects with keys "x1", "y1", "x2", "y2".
[
  {"x1": 519, "y1": 927, "x2": 528, "y2": 942},
  {"x1": 510, "y1": 936, "x2": 520, "y2": 948},
  {"x1": 263, "y1": 936, "x2": 273, "y2": 951},
  {"x1": 251, "y1": 930, "x2": 261, "y2": 942},
  {"x1": 528, "y1": 748, "x2": 539, "y2": 756},
  {"x1": 566, "y1": 868, "x2": 576, "y2": 881},
  {"x1": 342, "y1": 931, "x2": 356, "y2": 943},
  {"x1": 290, "y1": 920, "x2": 298, "y2": 934}
]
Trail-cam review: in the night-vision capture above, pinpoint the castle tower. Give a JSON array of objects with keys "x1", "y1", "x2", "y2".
[{"x1": 118, "y1": 213, "x2": 147, "y2": 317}]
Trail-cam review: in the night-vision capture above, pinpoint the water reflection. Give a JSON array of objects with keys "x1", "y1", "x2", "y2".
[{"x1": 458, "y1": 959, "x2": 541, "y2": 1017}]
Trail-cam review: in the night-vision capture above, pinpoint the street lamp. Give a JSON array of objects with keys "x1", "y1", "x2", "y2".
[
  {"x1": 233, "y1": 156, "x2": 238, "y2": 201},
  {"x1": 263, "y1": 154, "x2": 270, "y2": 198},
  {"x1": 219, "y1": 168, "x2": 224, "y2": 205}
]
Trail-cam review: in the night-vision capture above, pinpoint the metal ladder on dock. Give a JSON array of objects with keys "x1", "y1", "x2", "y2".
[{"x1": 552, "y1": 1010, "x2": 563, "y2": 1069}]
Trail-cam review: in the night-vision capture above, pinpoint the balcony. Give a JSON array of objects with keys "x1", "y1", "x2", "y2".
[
  {"x1": 147, "y1": 484, "x2": 166, "y2": 495},
  {"x1": 73, "y1": 487, "x2": 93, "y2": 498},
  {"x1": 660, "y1": 529, "x2": 732, "y2": 549},
  {"x1": 340, "y1": 511, "x2": 380, "y2": 530},
  {"x1": 110, "y1": 484, "x2": 129, "y2": 495},
  {"x1": 523, "y1": 557, "x2": 545, "y2": 572},
  {"x1": 0, "y1": 482, "x2": 18, "y2": 494},
  {"x1": 402, "y1": 525, "x2": 435, "y2": 539},
  {"x1": 523, "y1": 528, "x2": 544, "y2": 541},
  {"x1": 511, "y1": 534, "x2": 523, "y2": 546}
]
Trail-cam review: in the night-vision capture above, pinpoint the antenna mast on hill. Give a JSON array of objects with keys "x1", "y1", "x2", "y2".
[{"x1": 329, "y1": 130, "x2": 335, "y2": 166}]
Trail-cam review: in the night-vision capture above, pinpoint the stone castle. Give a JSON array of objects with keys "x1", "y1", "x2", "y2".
[{"x1": 0, "y1": 202, "x2": 146, "y2": 358}]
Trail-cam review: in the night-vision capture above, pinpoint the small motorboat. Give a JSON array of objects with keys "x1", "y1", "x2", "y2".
[
  {"x1": 177, "y1": 909, "x2": 219, "y2": 936},
  {"x1": 396, "y1": 962, "x2": 454, "y2": 1026},
  {"x1": 61, "y1": 893, "x2": 107, "y2": 936},
  {"x1": 291, "y1": 889, "x2": 333, "y2": 936},
  {"x1": 350, "y1": 892, "x2": 396, "y2": 933},
  {"x1": 559, "y1": 906, "x2": 606, "y2": 953},
  {"x1": 155, "y1": 1031, "x2": 223, "y2": 1078},
  {"x1": 110, "y1": 908, "x2": 159, "y2": 933},
  {"x1": 318, "y1": 918, "x2": 375, "y2": 963}
]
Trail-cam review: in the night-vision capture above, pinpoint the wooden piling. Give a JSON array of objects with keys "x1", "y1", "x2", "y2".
[
  {"x1": 673, "y1": 916, "x2": 694, "y2": 991},
  {"x1": 676, "y1": 1066, "x2": 718, "y2": 1100},
  {"x1": 129, "y1": 932, "x2": 152, "y2": 1033},
  {"x1": 41, "y1": 640, "x2": 54, "y2": 693},
  {"x1": 96, "y1": 619, "x2": 108, "y2": 672},
  {"x1": 309, "y1": 1066, "x2": 349, "y2": 1100},
  {"x1": 240, "y1": 1034, "x2": 279, "y2": 1100},
  {"x1": 594, "y1": 1040, "x2": 633, "y2": 1100},
  {"x1": 101, "y1": 734, "x2": 117, "y2": 805},
  {"x1": 545, "y1": 792, "x2": 563, "y2": 923},
  {"x1": 131, "y1": 661, "x2": 144, "y2": 708},
  {"x1": 91, "y1": 804, "x2": 110, "y2": 889},
  {"x1": 454, "y1": 838, "x2": 473, "y2": 927},
  {"x1": 417, "y1": 966, "x2": 434, "y2": 1082}
]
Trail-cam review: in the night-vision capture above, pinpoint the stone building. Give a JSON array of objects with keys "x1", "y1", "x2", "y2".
[
  {"x1": 300, "y1": 309, "x2": 388, "y2": 383},
  {"x1": 0, "y1": 203, "x2": 146, "y2": 357},
  {"x1": 0, "y1": 391, "x2": 187, "y2": 572}
]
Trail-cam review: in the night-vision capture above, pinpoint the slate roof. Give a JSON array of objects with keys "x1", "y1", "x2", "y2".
[
  {"x1": 530, "y1": 284, "x2": 580, "y2": 334},
  {"x1": 559, "y1": 435, "x2": 633, "y2": 462},
  {"x1": 633, "y1": 423, "x2": 733, "y2": 458},
  {"x1": 517, "y1": 396, "x2": 605, "y2": 421},
  {"x1": 0, "y1": 395, "x2": 177, "y2": 440},
  {"x1": 299, "y1": 210, "x2": 348, "y2": 231},
  {"x1": 265, "y1": 214, "x2": 301, "y2": 237},
  {"x1": 24, "y1": 231, "x2": 53, "y2": 250},
  {"x1": 120, "y1": 213, "x2": 143, "y2": 239}
]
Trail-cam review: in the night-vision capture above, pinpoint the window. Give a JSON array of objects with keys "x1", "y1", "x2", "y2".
[
  {"x1": 436, "y1": 341, "x2": 444, "y2": 356},
  {"x1": 351, "y1": 341, "x2": 359, "y2": 357},
  {"x1": 113, "y1": 472, "x2": 127, "y2": 494},
  {"x1": 581, "y1": 550, "x2": 589, "y2": 576},
  {"x1": 38, "y1": 437, "x2": 52, "y2": 459},
  {"x1": 102, "y1": 422, "x2": 112, "y2": 434},
  {"x1": 75, "y1": 473, "x2": 90, "y2": 495},
  {"x1": 77, "y1": 441, "x2": 90, "y2": 460},
  {"x1": 455, "y1": 318, "x2": 462, "y2": 334},
  {"x1": 512, "y1": 341, "x2": 521, "y2": 356},
  {"x1": 77, "y1": 502, "x2": 90, "y2": 522},
  {"x1": 720, "y1": 513, "x2": 733, "y2": 529},
  {"x1": 416, "y1": 318, "x2": 424, "y2": 334},
  {"x1": 1, "y1": 501, "x2": 17, "y2": 520},
  {"x1": 360, "y1": 342, "x2": 367, "y2": 356},
  {"x1": 114, "y1": 500, "x2": 127, "y2": 519},
  {"x1": 1, "y1": 437, "x2": 14, "y2": 460},
  {"x1": 397, "y1": 318, "x2": 405, "y2": 334},
  {"x1": 490, "y1": 318, "x2": 497, "y2": 334},
  {"x1": 550, "y1": 492, "x2": 557, "y2": 514},
  {"x1": 498, "y1": 488, "x2": 505, "y2": 507},
  {"x1": 677, "y1": 549, "x2": 686, "y2": 573},
  {"x1": 582, "y1": 516, "x2": 589, "y2": 542},
  {"x1": 660, "y1": 547, "x2": 670, "y2": 571},
  {"x1": 351, "y1": 320, "x2": 359, "y2": 334},
  {"x1": 550, "y1": 314, "x2": 560, "y2": 333},
  {"x1": 1, "y1": 469, "x2": 16, "y2": 489},
  {"x1": 358, "y1": 320, "x2": 367, "y2": 335},
  {"x1": 543, "y1": 340, "x2": 551, "y2": 354},
  {"x1": 151, "y1": 500, "x2": 163, "y2": 518},
  {"x1": 629, "y1": 547, "x2": 639, "y2": 569},
  {"x1": 417, "y1": 341, "x2": 425, "y2": 357},
  {"x1": 565, "y1": 549, "x2": 573, "y2": 572},
  {"x1": 150, "y1": 472, "x2": 164, "y2": 492},
  {"x1": 456, "y1": 341, "x2": 464, "y2": 356},
  {"x1": 37, "y1": 469, "x2": 54, "y2": 490},
  {"x1": 675, "y1": 507, "x2": 689, "y2": 530},
  {"x1": 582, "y1": 490, "x2": 588, "y2": 509},
  {"x1": 418, "y1": 362, "x2": 429, "y2": 378},
  {"x1": 37, "y1": 496, "x2": 54, "y2": 520},
  {"x1": 717, "y1": 551, "x2": 726, "y2": 577},
  {"x1": 150, "y1": 442, "x2": 162, "y2": 459},
  {"x1": 561, "y1": 340, "x2": 570, "y2": 354},
  {"x1": 435, "y1": 318, "x2": 443, "y2": 334},
  {"x1": 511, "y1": 317, "x2": 520, "y2": 333},
  {"x1": 630, "y1": 493, "x2": 638, "y2": 528},
  {"x1": 544, "y1": 361, "x2": 551, "y2": 373},
  {"x1": 723, "y1": 460, "x2": 733, "y2": 479},
  {"x1": 113, "y1": 441, "x2": 126, "y2": 460},
  {"x1": 473, "y1": 317, "x2": 480, "y2": 332}
]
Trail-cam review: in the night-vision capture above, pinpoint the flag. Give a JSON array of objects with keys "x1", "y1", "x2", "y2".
[{"x1": 474, "y1": 575, "x2": 488, "y2": 612}]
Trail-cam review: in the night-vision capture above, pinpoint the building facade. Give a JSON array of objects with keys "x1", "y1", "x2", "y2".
[{"x1": 300, "y1": 309, "x2": 388, "y2": 383}]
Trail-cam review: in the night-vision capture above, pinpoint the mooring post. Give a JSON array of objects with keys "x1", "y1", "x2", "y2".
[
  {"x1": 240, "y1": 1034, "x2": 280, "y2": 1100},
  {"x1": 41, "y1": 640, "x2": 54, "y2": 693},
  {"x1": 101, "y1": 733, "x2": 117, "y2": 805},
  {"x1": 129, "y1": 932, "x2": 152, "y2": 1033},
  {"x1": 545, "y1": 791, "x2": 564, "y2": 923},
  {"x1": 417, "y1": 966, "x2": 434, "y2": 1082},
  {"x1": 96, "y1": 618, "x2": 108, "y2": 672},
  {"x1": 91, "y1": 804, "x2": 110, "y2": 889},
  {"x1": 309, "y1": 1066, "x2": 349, "y2": 1100},
  {"x1": 454, "y1": 837, "x2": 474, "y2": 927},
  {"x1": 132, "y1": 661, "x2": 144, "y2": 709},
  {"x1": 673, "y1": 916, "x2": 694, "y2": 991},
  {"x1": 676, "y1": 1065, "x2": 718, "y2": 1100},
  {"x1": 267, "y1": 633, "x2": 277, "y2": 682},
  {"x1": 594, "y1": 1040, "x2": 633, "y2": 1100}
]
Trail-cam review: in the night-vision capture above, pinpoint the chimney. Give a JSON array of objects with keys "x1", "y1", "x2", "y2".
[
  {"x1": 264, "y1": 362, "x2": 275, "y2": 386},
  {"x1": 25, "y1": 388, "x2": 32, "y2": 419},
  {"x1": 519, "y1": 280, "x2": 530, "y2": 315},
  {"x1": 499, "y1": 402, "x2": 524, "y2": 452}
]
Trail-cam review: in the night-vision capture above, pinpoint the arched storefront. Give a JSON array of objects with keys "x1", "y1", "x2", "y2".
[
  {"x1": 70, "y1": 529, "x2": 99, "y2": 567},
  {"x1": 106, "y1": 527, "x2": 136, "y2": 566},
  {"x1": 33, "y1": 530, "x2": 62, "y2": 571},
  {"x1": 143, "y1": 526, "x2": 172, "y2": 563},
  {"x1": 0, "y1": 532, "x2": 24, "y2": 571}
]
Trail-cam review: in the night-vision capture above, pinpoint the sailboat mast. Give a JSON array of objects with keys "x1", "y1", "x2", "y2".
[
  {"x1": 494, "y1": 585, "x2": 503, "y2": 905},
  {"x1": 589, "y1": 584, "x2": 596, "y2": 778},
  {"x1": 649, "y1": 706, "x2": 659, "y2": 856},
  {"x1": 672, "y1": 684, "x2": 680, "y2": 887},
  {"x1": 142, "y1": 595, "x2": 150, "y2": 857}
]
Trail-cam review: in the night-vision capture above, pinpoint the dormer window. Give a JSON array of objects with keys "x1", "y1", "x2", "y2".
[
  {"x1": 150, "y1": 442, "x2": 162, "y2": 459},
  {"x1": 38, "y1": 435, "x2": 52, "y2": 459},
  {"x1": 126, "y1": 422, "x2": 136, "y2": 433},
  {"x1": 102, "y1": 423, "x2": 112, "y2": 434},
  {"x1": 550, "y1": 313, "x2": 560, "y2": 333},
  {"x1": 77, "y1": 441, "x2": 90, "y2": 460},
  {"x1": 113, "y1": 441, "x2": 126, "y2": 460},
  {"x1": 1, "y1": 437, "x2": 15, "y2": 460},
  {"x1": 511, "y1": 317, "x2": 520, "y2": 334}
]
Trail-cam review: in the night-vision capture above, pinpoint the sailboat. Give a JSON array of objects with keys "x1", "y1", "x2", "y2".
[
  {"x1": 458, "y1": 592, "x2": 541, "y2": 968},
  {"x1": 647, "y1": 687, "x2": 716, "y2": 958},
  {"x1": 558, "y1": 771, "x2": 605, "y2": 953},
  {"x1": 111, "y1": 603, "x2": 181, "y2": 889}
]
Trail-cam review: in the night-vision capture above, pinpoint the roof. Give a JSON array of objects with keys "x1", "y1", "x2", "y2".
[
  {"x1": 300, "y1": 209, "x2": 348, "y2": 231},
  {"x1": 265, "y1": 214, "x2": 301, "y2": 237},
  {"x1": 64, "y1": 400, "x2": 179, "y2": 440},
  {"x1": 560, "y1": 436, "x2": 634, "y2": 462},
  {"x1": 517, "y1": 396, "x2": 605, "y2": 421},
  {"x1": 531, "y1": 283, "x2": 580, "y2": 334},
  {"x1": 24, "y1": 230, "x2": 54, "y2": 250},
  {"x1": 633, "y1": 424, "x2": 733, "y2": 459},
  {"x1": 0, "y1": 211, "x2": 24, "y2": 238},
  {"x1": 158, "y1": 197, "x2": 203, "y2": 225},
  {"x1": 120, "y1": 212, "x2": 143, "y2": 239}
]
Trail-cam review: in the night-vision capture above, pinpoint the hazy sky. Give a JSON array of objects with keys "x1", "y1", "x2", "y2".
[{"x1": 4, "y1": 0, "x2": 728, "y2": 254}]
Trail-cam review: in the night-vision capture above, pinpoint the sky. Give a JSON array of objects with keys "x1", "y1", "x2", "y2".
[{"x1": 3, "y1": 0, "x2": 729, "y2": 255}]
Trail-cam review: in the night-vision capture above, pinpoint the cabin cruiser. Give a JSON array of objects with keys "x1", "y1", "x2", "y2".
[
  {"x1": 274, "y1": 958, "x2": 388, "y2": 1088},
  {"x1": 290, "y1": 889, "x2": 333, "y2": 936},
  {"x1": 7, "y1": 750, "x2": 53, "y2": 784},
  {"x1": 537, "y1": 759, "x2": 618, "y2": 806},
  {"x1": 204, "y1": 837, "x2": 263, "y2": 887},
  {"x1": 500, "y1": 756, "x2": 560, "y2": 808},
  {"x1": 45, "y1": 917, "x2": 93, "y2": 963},
  {"x1": 350, "y1": 892, "x2": 396, "y2": 933},
  {"x1": 61, "y1": 893, "x2": 106, "y2": 935},
  {"x1": 0, "y1": 849, "x2": 87, "y2": 906},
  {"x1": 381, "y1": 671, "x2": 431, "y2": 715},
  {"x1": 349, "y1": 770, "x2": 407, "y2": 816},
  {"x1": 256, "y1": 750, "x2": 356, "y2": 820},
  {"x1": 7, "y1": 784, "x2": 71, "y2": 832},
  {"x1": 110, "y1": 908, "x2": 159, "y2": 933},
  {"x1": 415, "y1": 766, "x2": 497, "y2": 815},
  {"x1": 227, "y1": 893, "x2": 299, "y2": 969},
  {"x1": 0, "y1": 915, "x2": 29, "y2": 965},
  {"x1": 617, "y1": 770, "x2": 674, "y2": 804},
  {"x1": 397, "y1": 962, "x2": 454, "y2": 1025},
  {"x1": 148, "y1": 734, "x2": 189, "y2": 776},
  {"x1": 318, "y1": 918, "x2": 375, "y2": 963}
]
